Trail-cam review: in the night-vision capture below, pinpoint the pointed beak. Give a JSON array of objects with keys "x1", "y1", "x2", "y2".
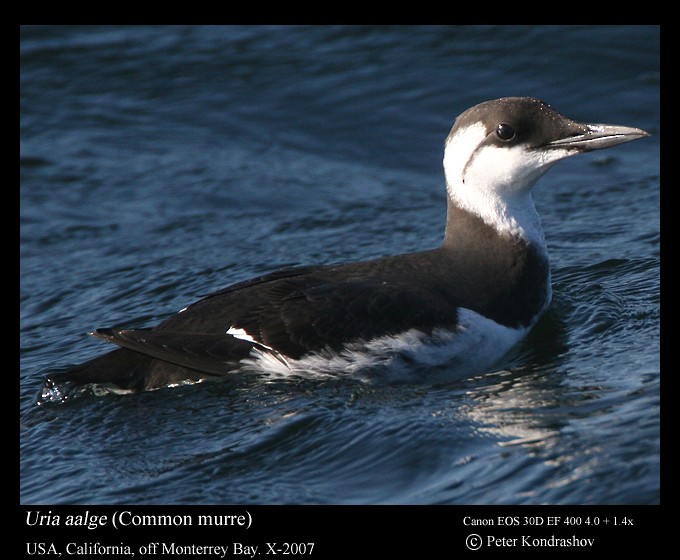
[{"x1": 545, "y1": 123, "x2": 650, "y2": 152}]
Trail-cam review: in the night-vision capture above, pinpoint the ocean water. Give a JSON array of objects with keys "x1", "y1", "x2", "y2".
[{"x1": 20, "y1": 25, "x2": 659, "y2": 510}]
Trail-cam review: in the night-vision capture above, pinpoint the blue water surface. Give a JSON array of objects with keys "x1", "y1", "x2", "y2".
[{"x1": 20, "y1": 25, "x2": 660, "y2": 506}]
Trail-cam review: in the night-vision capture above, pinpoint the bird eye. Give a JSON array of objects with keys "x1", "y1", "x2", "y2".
[{"x1": 496, "y1": 123, "x2": 516, "y2": 141}]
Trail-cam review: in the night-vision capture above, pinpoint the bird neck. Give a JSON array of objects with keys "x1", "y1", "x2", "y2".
[{"x1": 442, "y1": 188, "x2": 546, "y2": 252}]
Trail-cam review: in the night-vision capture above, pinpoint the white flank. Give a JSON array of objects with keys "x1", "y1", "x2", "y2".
[{"x1": 234, "y1": 308, "x2": 530, "y2": 384}]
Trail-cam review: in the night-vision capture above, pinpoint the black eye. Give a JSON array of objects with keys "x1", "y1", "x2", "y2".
[{"x1": 496, "y1": 123, "x2": 515, "y2": 141}]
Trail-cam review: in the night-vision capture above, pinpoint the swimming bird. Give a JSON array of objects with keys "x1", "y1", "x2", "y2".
[{"x1": 40, "y1": 97, "x2": 649, "y2": 402}]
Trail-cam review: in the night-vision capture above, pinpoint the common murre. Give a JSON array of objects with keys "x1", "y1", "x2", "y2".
[{"x1": 39, "y1": 97, "x2": 649, "y2": 402}]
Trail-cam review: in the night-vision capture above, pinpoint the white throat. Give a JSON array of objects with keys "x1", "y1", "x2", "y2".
[{"x1": 443, "y1": 122, "x2": 566, "y2": 248}]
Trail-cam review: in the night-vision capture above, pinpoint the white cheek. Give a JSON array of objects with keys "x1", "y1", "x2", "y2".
[
  {"x1": 443, "y1": 123, "x2": 488, "y2": 187},
  {"x1": 443, "y1": 130, "x2": 575, "y2": 243},
  {"x1": 465, "y1": 145, "x2": 554, "y2": 194}
]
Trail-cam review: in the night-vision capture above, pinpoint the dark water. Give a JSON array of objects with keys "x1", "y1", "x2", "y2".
[{"x1": 20, "y1": 26, "x2": 659, "y2": 506}]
